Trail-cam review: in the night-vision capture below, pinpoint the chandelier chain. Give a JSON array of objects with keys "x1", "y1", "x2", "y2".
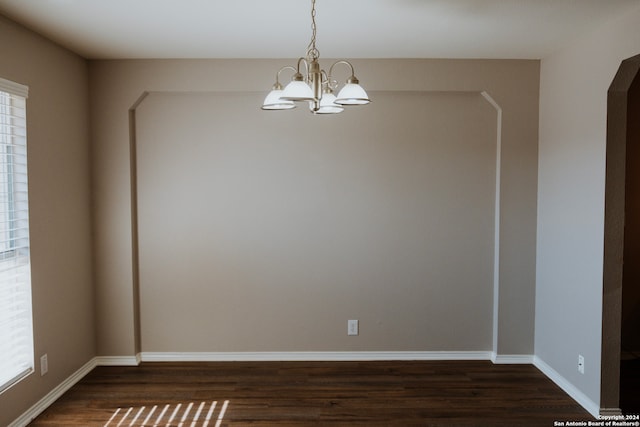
[{"x1": 306, "y1": 0, "x2": 320, "y2": 60}]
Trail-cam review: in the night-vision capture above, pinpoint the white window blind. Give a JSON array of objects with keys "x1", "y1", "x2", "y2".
[{"x1": 0, "y1": 77, "x2": 33, "y2": 394}]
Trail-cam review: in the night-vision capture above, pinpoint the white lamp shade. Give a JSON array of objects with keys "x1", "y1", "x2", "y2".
[
  {"x1": 314, "y1": 92, "x2": 344, "y2": 114},
  {"x1": 281, "y1": 80, "x2": 315, "y2": 101},
  {"x1": 335, "y1": 83, "x2": 371, "y2": 105},
  {"x1": 261, "y1": 89, "x2": 296, "y2": 110}
]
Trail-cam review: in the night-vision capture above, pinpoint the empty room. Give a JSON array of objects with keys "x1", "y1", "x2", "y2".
[{"x1": 1, "y1": 0, "x2": 639, "y2": 425}]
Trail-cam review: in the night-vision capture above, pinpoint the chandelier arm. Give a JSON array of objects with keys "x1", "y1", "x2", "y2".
[
  {"x1": 295, "y1": 57, "x2": 310, "y2": 79},
  {"x1": 276, "y1": 66, "x2": 298, "y2": 85},
  {"x1": 318, "y1": 70, "x2": 336, "y2": 91},
  {"x1": 296, "y1": 57, "x2": 309, "y2": 74},
  {"x1": 328, "y1": 60, "x2": 357, "y2": 82},
  {"x1": 319, "y1": 70, "x2": 329, "y2": 87}
]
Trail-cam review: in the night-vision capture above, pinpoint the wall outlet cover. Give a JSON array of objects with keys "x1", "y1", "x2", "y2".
[
  {"x1": 578, "y1": 354, "x2": 585, "y2": 374},
  {"x1": 40, "y1": 354, "x2": 48, "y2": 376},
  {"x1": 348, "y1": 320, "x2": 359, "y2": 336}
]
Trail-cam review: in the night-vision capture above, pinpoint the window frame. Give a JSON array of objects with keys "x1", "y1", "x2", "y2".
[{"x1": 0, "y1": 76, "x2": 33, "y2": 395}]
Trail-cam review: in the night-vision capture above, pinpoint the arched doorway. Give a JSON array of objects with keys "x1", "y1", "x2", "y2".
[{"x1": 602, "y1": 53, "x2": 640, "y2": 414}]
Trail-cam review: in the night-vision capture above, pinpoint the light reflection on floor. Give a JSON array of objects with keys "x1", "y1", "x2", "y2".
[{"x1": 103, "y1": 400, "x2": 229, "y2": 427}]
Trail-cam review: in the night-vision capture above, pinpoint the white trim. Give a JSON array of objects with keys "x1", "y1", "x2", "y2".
[
  {"x1": 533, "y1": 356, "x2": 601, "y2": 418},
  {"x1": 480, "y1": 91, "x2": 503, "y2": 358},
  {"x1": 8, "y1": 358, "x2": 97, "y2": 427},
  {"x1": 94, "y1": 355, "x2": 141, "y2": 366},
  {"x1": 0, "y1": 77, "x2": 28, "y2": 98},
  {"x1": 491, "y1": 353, "x2": 535, "y2": 364},
  {"x1": 140, "y1": 351, "x2": 494, "y2": 362}
]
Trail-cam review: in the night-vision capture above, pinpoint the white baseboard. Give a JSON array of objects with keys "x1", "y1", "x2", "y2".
[
  {"x1": 8, "y1": 358, "x2": 98, "y2": 427},
  {"x1": 491, "y1": 353, "x2": 535, "y2": 364},
  {"x1": 140, "y1": 351, "x2": 494, "y2": 362},
  {"x1": 95, "y1": 354, "x2": 141, "y2": 366},
  {"x1": 9, "y1": 355, "x2": 141, "y2": 427},
  {"x1": 533, "y1": 356, "x2": 601, "y2": 418}
]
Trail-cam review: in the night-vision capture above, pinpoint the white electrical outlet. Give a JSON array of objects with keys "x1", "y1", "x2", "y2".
[
  {"x1": 40, "y1": 354, "x2": 48, "y2": 376},
  {"x1": 578, "y1": 355, "x2": 584, "y2": 374},
  {"x1": 348, "y1": 320, "x2": 359, "y2": 336}
]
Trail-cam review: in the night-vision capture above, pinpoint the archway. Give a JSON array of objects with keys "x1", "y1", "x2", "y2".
[{"x1": 602, "y1": 53, "x2": 640, "y2": 414}]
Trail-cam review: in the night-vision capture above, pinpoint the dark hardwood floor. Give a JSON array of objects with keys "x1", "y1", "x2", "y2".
[{"x1": 28, "y1": 361, "x2": 594, "y2": 426}]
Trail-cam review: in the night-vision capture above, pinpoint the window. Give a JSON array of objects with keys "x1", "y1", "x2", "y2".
[{"x1": 0, "y1": 77, "x2": 32, "y2": 394}]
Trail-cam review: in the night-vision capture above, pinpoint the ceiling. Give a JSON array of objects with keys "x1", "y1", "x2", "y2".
[{"x1": 0, "y1": 0, "x2": 637, "y2": 60}]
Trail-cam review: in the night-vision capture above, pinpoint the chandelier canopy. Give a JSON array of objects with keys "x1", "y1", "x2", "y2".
[{"x1": 261, "y1": 0, "x2": 371, "y2": 114}]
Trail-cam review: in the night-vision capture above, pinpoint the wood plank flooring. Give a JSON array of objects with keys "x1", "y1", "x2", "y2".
[{"x1": 28, "y1": 361, "x2": 594, "y2": 426}]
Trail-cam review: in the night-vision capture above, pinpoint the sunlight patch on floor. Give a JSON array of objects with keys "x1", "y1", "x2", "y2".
[{"x1": 104, "y1": 400, "x2": 229, "y2": 427}]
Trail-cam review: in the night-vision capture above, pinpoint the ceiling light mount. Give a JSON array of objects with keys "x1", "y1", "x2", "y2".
[{"x1": 262, "y1": 0, "x2": 370, "y2": 114}]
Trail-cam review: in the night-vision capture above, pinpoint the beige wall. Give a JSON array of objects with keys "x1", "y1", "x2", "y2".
[
  {"x1": 137, "y1": 90, "x2": 496, "y2": 352},
  {"x1": 0, "y1": 14, "x2": 540, "y2": 425},
  {"x1": 536, "y1": 2, "x2": 640, "y2": 409},
  {"x1": 0, "y1": 16, "x2": 539, "y2": 422},
  {"x1": 90, "y1": 58, "x2": 539, "y2": 358},
  {"x1": 8, "y1": 0, "x2": 640, "y2": 419},
  {"x1": 0, "y1": 15, "x2": 94, "y2": 427}
]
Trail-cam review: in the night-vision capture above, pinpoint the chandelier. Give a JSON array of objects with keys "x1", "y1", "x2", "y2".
[{"x1": 261, "y1": 0, "x2": 371, "y2": 114}]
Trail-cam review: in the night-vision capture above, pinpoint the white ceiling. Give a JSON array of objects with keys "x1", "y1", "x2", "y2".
[{"x1": 0, "y1": 0, "x2": 637, "y2": 60}]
